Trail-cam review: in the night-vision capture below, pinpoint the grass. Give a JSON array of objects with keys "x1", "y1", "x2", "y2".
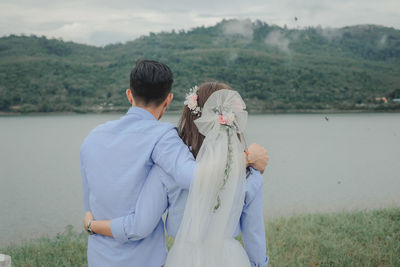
[
  {"x1": 265, "y1": 208, "x2": 400, "y2": 266},
  {"x1": 1, "y1": 225, "x2": 87, "y2": 267},
  {"x1": 1, "y1": 208, "x2": 399, "y2": 267}
]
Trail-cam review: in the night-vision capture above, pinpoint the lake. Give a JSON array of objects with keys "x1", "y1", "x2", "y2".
[{"x1": 0, "y1": 112, "x2": 399, "y2": 247}]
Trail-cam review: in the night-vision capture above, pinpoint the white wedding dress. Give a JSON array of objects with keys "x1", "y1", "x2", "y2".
[{"x1": 165, "y1": 90, "x2": 251, "y2": 267}]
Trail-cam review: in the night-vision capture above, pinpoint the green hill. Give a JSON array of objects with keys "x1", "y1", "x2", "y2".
[{"x1": 1, "y1": 19, "x2": 400, "y2": 113}]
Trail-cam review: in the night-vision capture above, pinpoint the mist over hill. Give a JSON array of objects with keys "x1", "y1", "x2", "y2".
[{"x1": 1, "y1": 19, "x2": 400, "y2": 113}]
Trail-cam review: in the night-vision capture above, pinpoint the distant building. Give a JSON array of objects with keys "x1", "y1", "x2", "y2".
[
  {"x1": 393, "y1": 98, "x2": 400, "y2": 102},
  {"x1": 375, "y1": 97, "x2": 388, "y2": 103}
]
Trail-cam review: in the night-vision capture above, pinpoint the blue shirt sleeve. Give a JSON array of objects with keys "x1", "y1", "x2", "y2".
[
  {"x1": 110, "y1": 166, "x2": 169, "y2": 244},
  {"x1": 80, "y1": 145, "x2": 90, "y2": 212},
  {"x1": 151, "y1": 128, "x2": 195, "y2": 189},
  {"x1": 241, "y1": 169, "x2": 269, "y2": 267}
]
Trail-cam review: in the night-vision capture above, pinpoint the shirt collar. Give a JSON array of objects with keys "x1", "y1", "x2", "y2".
[{"x1": 126, "y1": 107, "x2": 156, "y2": 121}]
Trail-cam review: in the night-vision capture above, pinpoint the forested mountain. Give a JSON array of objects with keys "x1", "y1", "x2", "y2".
[{"x1": 1, "y1": 19, "x2": 400, "y2": 113}]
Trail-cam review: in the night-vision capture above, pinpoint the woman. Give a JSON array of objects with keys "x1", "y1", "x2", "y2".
[{"x1": 84, "y1": 82, "x2": 269, "y2": 267}]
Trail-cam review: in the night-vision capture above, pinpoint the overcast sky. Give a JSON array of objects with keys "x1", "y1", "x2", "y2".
[{"x1": 1, "y1": 0, "x2": 399, "y2": 46}]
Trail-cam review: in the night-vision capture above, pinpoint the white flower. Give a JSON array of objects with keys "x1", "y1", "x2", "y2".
[
  {"x1": 185, "y1": 93, "x2": 198, "y2": 110},
  {"x1": 194, "y1": 106, "x2": 201, "y2": 114},
  {"x1": 225, "y1": 112, "x2": 235, "y2": 125},
  {"x1": 184, "y1": 85, "x2": 201, "y2": 114}
]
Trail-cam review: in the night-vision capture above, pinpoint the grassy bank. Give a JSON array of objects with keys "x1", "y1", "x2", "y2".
[{"x1": 2, "y1": 208, "x2": 399, "y2": 266}]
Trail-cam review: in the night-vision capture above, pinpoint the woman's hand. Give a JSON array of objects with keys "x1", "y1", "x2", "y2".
[
  {"x1": 83, "y1": 211, "x2": 94, "y2": 231},
  {"x1": 83, "y1": 211, "x2": 113, "y2": 237},
  {"x1": 247, "y1": 143, "x2": 269, "y2": 174}
]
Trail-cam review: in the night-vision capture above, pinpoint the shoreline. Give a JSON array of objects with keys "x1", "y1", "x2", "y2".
[{"x1": 1, "y1": 108, "x2": 400, "y2": 116}]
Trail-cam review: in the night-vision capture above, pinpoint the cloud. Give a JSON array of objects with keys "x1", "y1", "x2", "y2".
[
  {"x1": 377, "y1": 34, "x2": 387, "y2": 49},
  {"x1": 89, "y1": 31, "x2": 134, "y2": 46},
  {"x1": 222, "y1": 19, "x2": 254, "y2": 40},
  {"x1": 0, "y1": 0, "x2": 399, "y2": 46},
  {"x1": 265, "y1": 31, "x2": 291, "y2": 53},
  {"x1": 225, "y1": 50, "x2": 239, "y2": 65},
  {"x1": 316, "y1": 26, "x2": 343, "y2": 41}
]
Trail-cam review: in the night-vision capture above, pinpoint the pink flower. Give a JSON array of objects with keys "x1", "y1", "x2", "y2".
[
  {"x1": 218, "y1": 112, "x2": 235, "y2": 126},
  {"x1": 219, "y1": 115, "x2": 228, "y2": 124}
]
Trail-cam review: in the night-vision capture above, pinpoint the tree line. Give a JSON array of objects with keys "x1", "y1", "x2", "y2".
[{"x1": 1, "y1": 19, "x2": 400, "y2": 113}]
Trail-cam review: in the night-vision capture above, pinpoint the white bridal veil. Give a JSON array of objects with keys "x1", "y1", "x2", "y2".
[{"x1": 165, "y1": 89, "x2": 251, "y2": 267}]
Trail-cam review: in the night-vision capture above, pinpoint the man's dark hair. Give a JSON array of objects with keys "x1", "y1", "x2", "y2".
[{"x1": 130, "y1": 59, "x2": 174, "y2": 106}]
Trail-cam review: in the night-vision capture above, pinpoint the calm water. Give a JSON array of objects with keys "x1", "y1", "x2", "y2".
[{"x1": 0, "y1": 113, "x2": 399, "y2": 247}]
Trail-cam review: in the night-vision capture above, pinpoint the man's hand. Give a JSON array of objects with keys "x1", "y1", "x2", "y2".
[
  {"x1": 247, "y1": 143, "x2": 269, "y2": 174},
  {"x1": 83, "y1": 211, "x2": 94, "y2": 231}
]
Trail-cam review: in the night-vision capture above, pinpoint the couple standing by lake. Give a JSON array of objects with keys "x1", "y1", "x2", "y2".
[{"x1": 80, "y1": 59, "x2": 270, "y2": 267}]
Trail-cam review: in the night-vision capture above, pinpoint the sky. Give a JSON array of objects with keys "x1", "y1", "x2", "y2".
[{"x1": 1, "y1": 0, "x2": 399, "y2": 46}]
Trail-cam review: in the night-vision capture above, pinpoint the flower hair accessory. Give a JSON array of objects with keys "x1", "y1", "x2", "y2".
[
  {"x1": 212, "y1": 105, "x2": 237, "y2": 129},
  {"x1": 184, "y1": 85, "x2": 201, "y2": 115},
  {"x1": 218, "y1": 111, "x2": 235, "y2": 126}
]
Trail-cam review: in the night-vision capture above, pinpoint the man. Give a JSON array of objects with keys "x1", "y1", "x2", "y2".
[{"x1": 80, "y1": 59, "x2": 268, "y2": 266}]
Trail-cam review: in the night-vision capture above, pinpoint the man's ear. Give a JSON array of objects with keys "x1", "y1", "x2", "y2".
[
  {"x1": 157, "y1": 93, "x2": 174, "y2": 120},
  {"x1": 126, "y1": 89, "x2": 134, "y2": 105},
  {"x1": 165, "y1": 93, "x2": 173, "y2": 108}
]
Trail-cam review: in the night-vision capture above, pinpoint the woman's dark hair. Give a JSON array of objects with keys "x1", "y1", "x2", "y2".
[
  {"x1": 178, "y1": 81, "x2": 231, "y2": 158},
  {"x1": 130, "y1": 59, "x2": 174, "y2": 106}
]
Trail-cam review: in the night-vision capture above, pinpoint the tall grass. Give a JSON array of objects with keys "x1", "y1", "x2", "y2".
[
  {"x1": 1, "y1": 208, "x2": 399, "y2": 266},
  {"x1": 266, "y1": 208, "x2": 400, "y2": 266},
  {"x1": 2, "y1": 225, "x2": 87, "y2": 266}
]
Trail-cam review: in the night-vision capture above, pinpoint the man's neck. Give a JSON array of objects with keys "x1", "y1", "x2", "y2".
[{"x1": 133, "y1": 104, "x2": 163, "y2": 120}]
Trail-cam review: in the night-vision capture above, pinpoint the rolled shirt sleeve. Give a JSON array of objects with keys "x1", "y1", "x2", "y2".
[
  {"x1": 110, "y1": 166, "x2": 169, "y2": 244},
  {"x1": 110, "y1": 216, "x2": 129, "y2": 243},
  {"x1": 241, "y1": 169, "x2": 269, "y2": 267},
  {"x1": 151, "y1": 128, "x2": 196, "y2": 189}
]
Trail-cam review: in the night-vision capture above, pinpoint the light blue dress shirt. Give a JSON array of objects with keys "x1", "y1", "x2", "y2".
[
  {"x1": 111, "y1": 165, "x2": 269, "y2": 267},
  {"x1": 80, "y1": 107, "x2": 196, "y2": 267}
]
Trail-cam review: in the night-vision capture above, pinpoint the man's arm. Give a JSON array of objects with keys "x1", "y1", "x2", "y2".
[
  {"x1": 84, "y1": 167, "x2": 169, "y2": 244},
  {"x1": 241, "y1": 170, "x2": 269, "y2": 267}
]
